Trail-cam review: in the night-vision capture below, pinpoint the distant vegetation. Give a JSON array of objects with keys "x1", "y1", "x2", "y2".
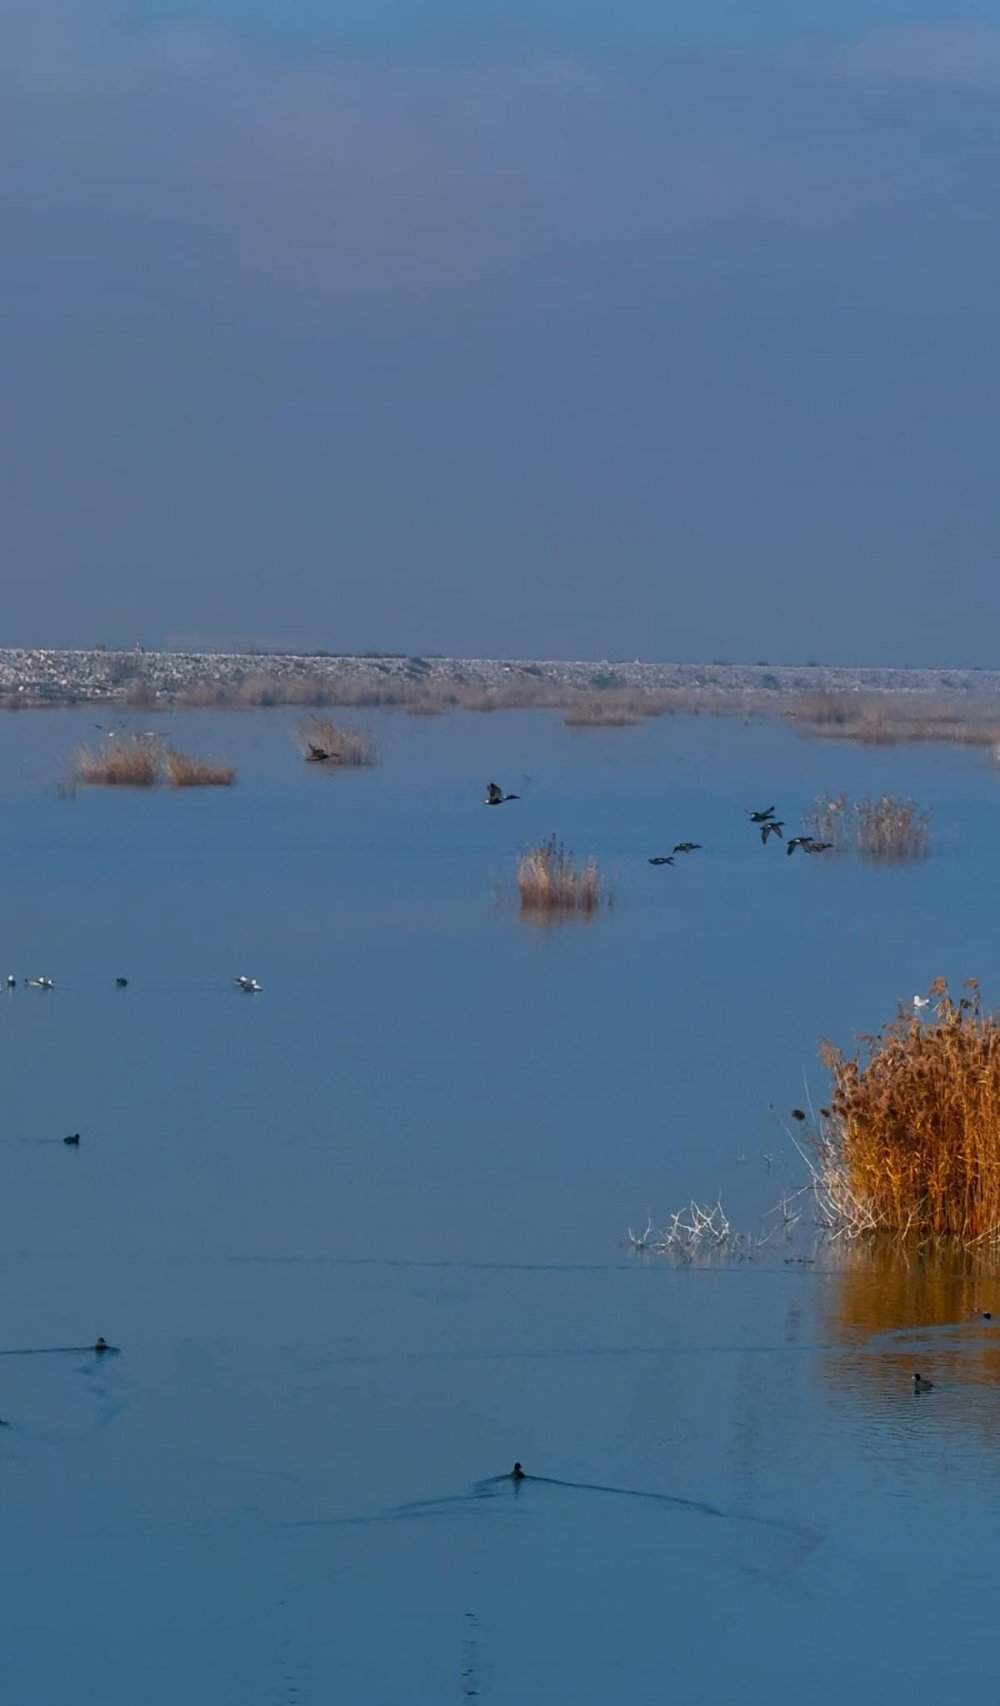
[
  {"x1": 515, "y1": 836, "x2": 607, "y2": 915},
  {"x1": 296, "y1": 715, "x2": 377, "y2": 768},
  {"x1": 796, "y1": 691, "x2": 1000, "y2": 747},
  {"x1": 75, "y1": 734, "x2": 235, "y2": 788},
  {"x1": 812, "y1": 980, "x2": 1000, "y2": 1242},
  {"x1": 804, "y1": 792, "x2": 929, "y2": 862}
]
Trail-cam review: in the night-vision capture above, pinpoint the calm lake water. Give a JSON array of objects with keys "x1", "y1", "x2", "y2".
[{"x1": 2, "y1": 706, "x2": 1000, "y2": 1701}]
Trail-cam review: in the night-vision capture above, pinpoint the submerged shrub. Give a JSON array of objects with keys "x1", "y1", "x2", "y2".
[
  {"x1": 75, "y1": 734, "x2": 160, "y2": 786},
  {"x1": 516, "y1": 836, "x2": 606, "y2": 914},
  {"x1": 164, "y1": 749, "x2": 236, "y2": 787},
  {"x1": 296, "y1": 715, "x2": 377, "y2": 767},
  {"x1": 814, "y1": 979, "x2": 1000, "y2": 1241},
  {"x1": 855, "y1": 795, "x2": 929, "y2": 861},
  {"x1": 803, "y1": 792, "x2": 929, "y2": 862}
]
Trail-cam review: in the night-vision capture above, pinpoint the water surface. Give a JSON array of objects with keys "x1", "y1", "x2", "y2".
[{"x1": 1, "y1": 707, "x2": 998, "y2": 1700}]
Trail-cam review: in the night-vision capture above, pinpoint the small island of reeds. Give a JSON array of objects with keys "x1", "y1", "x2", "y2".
[
  {"x1": 296, "y1": 715, "x2": 377, "y2": 768},
  {"x1": 811, "y1": 979, "x2": 1000, "y2": 1242},
  {"x1": 164, "y1": 748, "x2": 236, "y2": 787},
  {"x1": 515, "y1": 836, "x2": 607, "y2": 915},
  {"x1": 74, "y1": 734, "x2": 235, "y2": 788},
  {"x1": 804, "y1": 792, "x2": 929, "y2": 862},
  {"x1": 75, "y1": 734, "x2": 160, "y2": 786}
]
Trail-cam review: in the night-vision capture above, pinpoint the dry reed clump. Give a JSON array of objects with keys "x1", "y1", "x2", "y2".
[
  {"x1": 812, "y1": 979, "x2": 1000, "y2": 1242},
  {"x1": 164, "y1": 748, "x2": 236, "y2": 787},
  {"x1": 516, "y1": 835, "x2": 606, "y2": 914},
  {"x1": 296, "y1": 715, "x2": 377, "y2": 767},
  {"x1": 75, "y1": 734, "x2": 160, "y2": 786},
  {"x1": 804, "y1": 792, "x2": 929, "y2": 861}
]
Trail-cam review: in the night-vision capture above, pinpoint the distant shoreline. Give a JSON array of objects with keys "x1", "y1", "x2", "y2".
[{"x1": 2, "y1": 648, "x2": 1000, "y2": 711}]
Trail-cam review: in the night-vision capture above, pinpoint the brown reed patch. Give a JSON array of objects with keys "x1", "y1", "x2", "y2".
[
  {"x1": 296, "y1": 715, "x2": 377, "y2": 767},
  {"x1": 814, "y1": 979, "x2": 1000, "y2": 1242},
  {"x1": 164, "y1": 748, "x2": 236, "y2": 787},
  {"x1": 515, "y1": 835, "x2": 607, "y2": 914},
  {"x1": 75, "y1": 734, "x2": 160, "y2": 786},
  {"x1": 563, "y1": 692, "x2": 648, "y2": 727},
  {"x1": 803, "y1": 792, "x2": 929, "y2": 861}
]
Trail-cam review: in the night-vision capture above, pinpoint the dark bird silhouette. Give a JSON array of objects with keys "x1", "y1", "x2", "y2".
[
  {"x1": 787, "y1": 836, "x2": 808, "y2": 856},
  {"x1": 803, "y1": 839, "x2": 832, "y2": 855},
  {"x1": 748, "y1": 807, "x2": 776, "y2": 823},
  {"x1": 972, "y1": 1307, "x2": 993, "y2": 1321},
  {"x1": 485, "y1": 782, "x2": 519, "y2": 805},
  {"x1": 672, "y1": 843, "x2": 701, "y2": 854},
  {"x1": 913, "y1": 1372, "x2": 934, "y2": 1392},
  {"x1": 790, "y1": 1109, "x2": 807, "y2": 1122},
  {"x1": 510, "y1": 1461, "x2": 525, "y2": 1481},
  {"x1": 306, "y1": 743, "x2": 331, "y2": 762},
  {"x1": 115, "y1": 977, "x2": 128, "y2": 988},
  {"x1": 94, "y1": 1337, "x2": 110, "y2": 1353},
  {"x1": 63, "y1": 1133, "x2": 80, "y2": 1146},
  {"x1": 648, "y1": 856, "x2": 675, "y2": 866},
  {"x1": 760, "y1": 820, "x2": 784, "y2": 844}
]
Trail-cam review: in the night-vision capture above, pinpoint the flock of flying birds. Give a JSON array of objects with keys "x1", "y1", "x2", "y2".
[{"x1": 485, "y1": 784, "x2": 833, "y2": 864}]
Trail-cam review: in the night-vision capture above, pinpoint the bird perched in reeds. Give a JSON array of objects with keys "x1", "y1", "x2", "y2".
[
  {"x1": 63, "y1": 1133, "x2": 80, "y2": 1146},
  {"x1": 748, "y1": 807, "x2": 776, "y2": 823},
  {"x1": 648, "y1": 856, "x2": 675, "y2": 866},
  {"x1": 913, "y1": 1372, "x2": 934, "y2": 1392},
  {"x1": 760, "y1": 821, "x2": 784, "y2": 844},
  {"x1": 673, "y1": 842, "x2": 701, "y2": 854},
  {"x1": 485, "y1": 782, "x2": 519, "y2": 805}
]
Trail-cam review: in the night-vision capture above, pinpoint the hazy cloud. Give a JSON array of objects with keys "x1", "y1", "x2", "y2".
[
  {"x1": 830, "y1": 25, "x2": 1000, "y2": 88},
  {"x1": 3, "y1": 5, "x2": 1000, "y2": 662},
  {"x1": 0, "y1": 7, "x2": 950, "y2": 295}
]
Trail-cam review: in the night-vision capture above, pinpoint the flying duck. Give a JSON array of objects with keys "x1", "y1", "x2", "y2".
[
  {"x1": 802, "y1": 839, "x2": 832, "y2": 855},
  {"x1": 760, "y1": 821, "x2": 784, "y2": 844},
  {"x1": 485, "y1": 782, "x2": 520, "y2": 806},
  {"x1": 748, "y1": 807, "x2": 776, "y2": 823},
  {"x1": 672, "y1": 842, "x2": 701, "y2": 854},
  {"x1": 648, "y1": 856, "x2": 675, "y2": 866},
  {"x1": 787, "y1": 836, "x2": 808, "y2": 856}
]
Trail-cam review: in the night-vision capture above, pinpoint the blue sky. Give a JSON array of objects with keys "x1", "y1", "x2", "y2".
[{"x1": 4, "y1": 0, "x2": 1000, "y2": 662}]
